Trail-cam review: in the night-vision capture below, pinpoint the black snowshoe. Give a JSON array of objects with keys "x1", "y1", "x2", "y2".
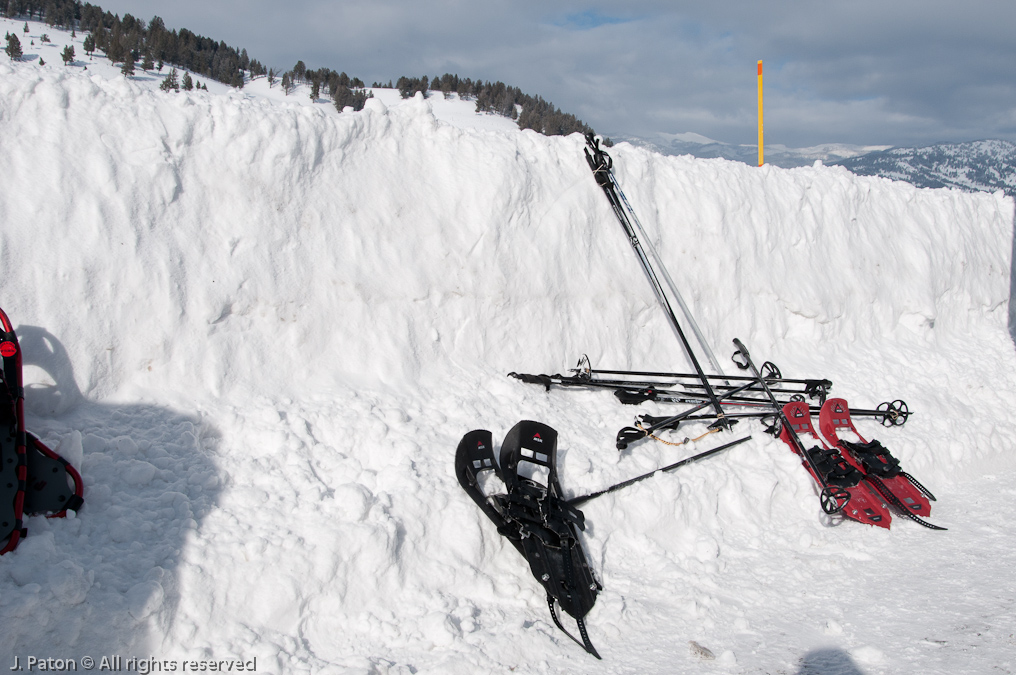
[{"x1": 455, "y1": 420, "x2": 602, "y2": 658}]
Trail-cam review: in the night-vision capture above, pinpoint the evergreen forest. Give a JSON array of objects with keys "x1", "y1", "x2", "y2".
[{"x1": 1, "y1": 0, "x2": 594, "y2": 134}]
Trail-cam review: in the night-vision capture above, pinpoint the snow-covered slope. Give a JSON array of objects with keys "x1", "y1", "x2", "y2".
[
  {"x1": 834, "y1": 140, "x2": 1016, "y2": 197},
  {"x1": 0, "y1": 15, "x2": 518, "y2": 134},
  {"x1": 616, "y1": 132, "x2": 891, "y2": 169},
  {"x1": 2, "y1": 17, "x2": 1016, "y2": 675}
]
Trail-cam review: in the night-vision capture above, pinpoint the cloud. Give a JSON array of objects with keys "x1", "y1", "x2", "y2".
[{"x1": 89, "y1": 0, "x2": 1016, "y2": 147}]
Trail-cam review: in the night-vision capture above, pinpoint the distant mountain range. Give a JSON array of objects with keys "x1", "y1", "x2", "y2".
[
  {"x1": 832, "y1": 140, "x2": 1016, "y2": 197},
  {"x1": 621, "y1": 134, "x2": 1016, "y2": 198},
  {"x1": 614, "y1": 132, "x2": 890, "y2": 169}
]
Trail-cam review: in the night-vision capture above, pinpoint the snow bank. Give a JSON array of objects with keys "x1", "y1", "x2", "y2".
[{"x1": 1, "y1": 47, "x2": 1014, "y2": 674}]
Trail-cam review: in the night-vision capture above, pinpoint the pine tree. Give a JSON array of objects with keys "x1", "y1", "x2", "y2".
[
  {"x1": 38, "y1": 57, "x2": 44, "y2": 66},
  {"x1": 268, "y1": 67, "x2": 276, "y2": 88},
  {"x1": 22, "y1": 22, "x2": 27, "y2": 33},
  {"x1": 160, "y1": 67, "x2": 179, "y2": 92},
  {"x1": 82, "y1": 34, "x2": 94, "y2": 58},
  {"x1": 141, "y1": 52, "x2": 153, "y2": 71},
  {"x1": 310, "y1": 80, "x2": 320, "y2": 102},
  {"x1": 121, "y1": 56, "x2": 135, "y2": 78},
  {"x1": 182, "y1": 72, "x2": 193, "y2": 91},
  {"x1": 61, "y1": 44, "x2": 74, "y2": 65},
  {"x1": 333, "y1": 84, "x2": 371, "y2": 112},
  {"x1": 5, "y1": 33, "x2": 22, "y2": 61}
]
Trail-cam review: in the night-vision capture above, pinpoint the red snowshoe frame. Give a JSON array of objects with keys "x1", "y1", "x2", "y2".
[{"x1": 1, "y1": 307, "x2": 84, "y2": 554}]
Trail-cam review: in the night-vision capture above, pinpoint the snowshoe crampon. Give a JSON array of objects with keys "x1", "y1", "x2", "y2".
[
  {"x1": 456, "y1": 420, "x2": 602, "y2": 658},
  {"x1": 1, "y1": 307, "x2": 84, "y2": 554}
]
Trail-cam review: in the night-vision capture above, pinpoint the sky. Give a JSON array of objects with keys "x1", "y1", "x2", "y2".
[{"x1": 85, "y1": 0, "x2": 1016, "y2": 149}]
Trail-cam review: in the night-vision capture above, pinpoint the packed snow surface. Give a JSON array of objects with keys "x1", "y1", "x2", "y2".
[{"x1": 2, "y1": 17, "x2": 1015, "y2": 675}]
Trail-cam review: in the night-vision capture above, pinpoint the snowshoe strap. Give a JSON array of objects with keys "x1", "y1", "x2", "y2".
[
  {"x1": 900, "y1": 470, "x2": 937, "y2": 502},
  {"x1": 506, "y1": 372, "x2": 558, "y2": 391},
  {"x1": 548, "y1": 594, "x2": 601, "y2": 659},
  {"x1": 804, "y1": 379, "x2": 832, "y2": 403},
  {"x1": 864, "y1": 475, "x2": 946, "y2": 530}
]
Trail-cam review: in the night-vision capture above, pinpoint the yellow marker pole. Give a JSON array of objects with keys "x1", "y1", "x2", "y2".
[{"x1": 757, "y1": 60, "x2": 764, "y2": 166}]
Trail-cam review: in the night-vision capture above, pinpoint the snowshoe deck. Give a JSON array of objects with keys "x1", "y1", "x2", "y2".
[
  {"x1": 819, "y1": 398, "x2": 943, "y2": 530},
  {"x1": 780, "y1": 401, "x2": 891, "y2": 528},
  {"x1": 456, "y1": 421, "x2": 601, "y2": 658}
]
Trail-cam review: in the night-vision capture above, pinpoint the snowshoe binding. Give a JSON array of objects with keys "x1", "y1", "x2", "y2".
[
  {"x1": 456, "y1": 420, "x2": 602, "y2": 658},
  {"x1": 819, "y1": 398, "x2": 943, "y2": 530}
]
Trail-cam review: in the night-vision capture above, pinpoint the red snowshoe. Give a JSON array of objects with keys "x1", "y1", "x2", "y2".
[
  {"x1": 779, "y1": 401, "x2": 891, "y2": 528},
  {"x1": 819, "y1": 398, "x2": 943, "y2": 530},
  {"x1": 1, "y1": 307, "x2": 84, "y2": 554}
]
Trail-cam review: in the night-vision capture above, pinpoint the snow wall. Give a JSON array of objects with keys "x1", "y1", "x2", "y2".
[{"x1": 1, "y1": 64, "x2": 1015, "y2": 673}]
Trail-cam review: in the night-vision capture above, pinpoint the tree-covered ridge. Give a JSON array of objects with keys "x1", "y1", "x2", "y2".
[
  {"x1": 1, "y1": 1, "x2": 593, "y2": 134},
  {"x1": 385, "y1": 74, "x2": 594, "y2": 137},
  {"x1": 0, "y1": 0, "x2": 374, "y2": 111},
  {"x1": 284, "y1": 60, "x2": 370, "y2": 111},
  {"x1": 1, "y1": 0, "x2": 260, "y2": 87}
]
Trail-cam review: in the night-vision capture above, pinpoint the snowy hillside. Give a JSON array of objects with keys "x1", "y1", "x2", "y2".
[
  {"x1": 834, "y1": 140, "x2": 1016, "y2": 197},
  {"x1": 624, "y1": 131, "x2": 1016, "y2": 199},
  {"x1": 2, "y1": 17, "x2": 1016, "y2": 675},
  {"x1": 617, "y1": 132, "x2": 891, "y2": 169},
  {"x1": 0, "y1": 15, "x2": 519, "y2": 133}
]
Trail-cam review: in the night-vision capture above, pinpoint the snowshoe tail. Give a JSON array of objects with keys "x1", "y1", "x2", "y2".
[{"x1": 455, "y1": 429, "x2": 517, "y2": 547}]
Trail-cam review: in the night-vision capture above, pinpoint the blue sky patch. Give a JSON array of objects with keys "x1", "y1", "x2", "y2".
[{"x1": 556, "y1": 10, "x2": 635, "y2": 30}]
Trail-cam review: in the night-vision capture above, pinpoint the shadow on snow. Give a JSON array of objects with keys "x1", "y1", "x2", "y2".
[{"x1": 1, "y1": 324, "x2": 223, "y2": 659}]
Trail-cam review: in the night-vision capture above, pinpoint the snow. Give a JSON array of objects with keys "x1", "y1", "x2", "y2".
[{"x1": 2, "y1": 16, "x2": 1016, "y2": 675}]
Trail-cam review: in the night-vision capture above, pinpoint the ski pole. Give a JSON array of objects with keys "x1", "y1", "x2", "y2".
[
  {"x1": 584, "y1": 135, "x2": 730, "y2": 427},
  {"x1": 568, "y1": 435, "x2": 752, "y2": 507},
  {"x1": 732, "y1": 338, "x2": 850, "y2": 515},
  {"x1": 619, "y1": 376, "x2": 773, "y2": 447}
]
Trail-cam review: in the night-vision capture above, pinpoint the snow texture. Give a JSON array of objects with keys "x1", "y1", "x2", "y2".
[{"x1": 1, "y1": 17, "x2": 1015, "y2": 675}]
